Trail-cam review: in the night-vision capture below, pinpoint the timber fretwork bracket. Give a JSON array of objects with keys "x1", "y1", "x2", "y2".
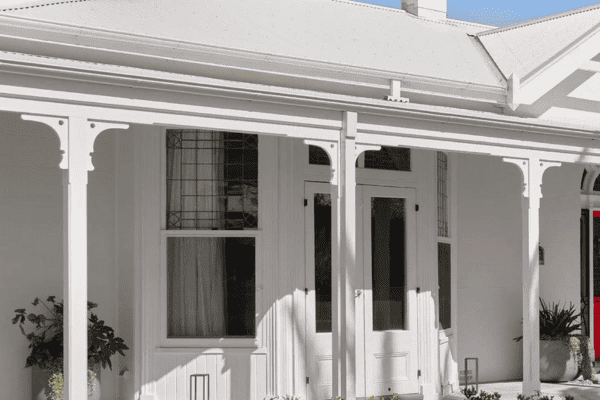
[
  {"x1": 21, "y1": 115, "x2": 128, "y2": 173},
  {"x1": 503, "y1": 157, "x2": 561, "y2": 206}
]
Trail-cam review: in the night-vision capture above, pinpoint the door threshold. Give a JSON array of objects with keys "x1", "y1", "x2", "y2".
[{"x1": 356, "y1": 395, "x2": 424, "y2": 400}]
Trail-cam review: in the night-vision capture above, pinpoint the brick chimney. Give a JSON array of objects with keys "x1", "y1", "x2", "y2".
[{"x1": 402, "y1": 0, "x2": 447, "y2": 20}]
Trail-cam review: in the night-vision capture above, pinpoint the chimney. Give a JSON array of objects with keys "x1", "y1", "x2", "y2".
[{"x1": 402, "y1": 0, "x2": 447, "y2": 20}]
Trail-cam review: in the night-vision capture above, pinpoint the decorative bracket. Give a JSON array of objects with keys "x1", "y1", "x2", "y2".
[
  {"x1": 86, "y1": 120, "x2": 129, "y2": 171},
  {"x1": 304, "y1": 139, "x2": 338, "y2": 184},
  {"x1": 21, "y1": 115, "x2": 128, "y2": 171},
  {"x1": 503, "y1": 157, "x2": 561, "y2": 202},
  {"x1": 21, "y1": 114, "x2": 69, "y2": 169},
  {"x1": 355, "y1": 144, "x2": 381, "y2": 162}
]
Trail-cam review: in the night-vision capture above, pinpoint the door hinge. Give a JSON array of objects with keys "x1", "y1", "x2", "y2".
[
  {"x1": 415, "y1": 204, "x2": 419, "y2": 212},
  {"x1": 306, "y1": 376, "x2": 309, "y2": 384},
  {"x1": 305, "y1": 288, "x2": 308, "y2": 295},
  {"x1": 304, "y1": 198, "x2": 308, "y2": 207},
  {"x1": 418, "y1": 369, "x2": 421, "y2": 378},
  {"x1": 416, "y1": 287, "x2": 420, "y2": 294}
]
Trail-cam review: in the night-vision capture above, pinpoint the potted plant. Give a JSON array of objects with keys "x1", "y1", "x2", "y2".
[
  {"x1": 514, "y1": 297, "x2": 595, "y2": 383},
  {"x1": 12, "y1": 296, "x2": 129, "y2": 400}
]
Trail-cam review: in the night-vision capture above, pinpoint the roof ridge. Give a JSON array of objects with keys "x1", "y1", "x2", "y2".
[
  {"x1": 0, "y1": 0, "x2": 91, "y2": 12},
  {"x1": 477, "y1": 2, "x2": 600, "y2": 36}
]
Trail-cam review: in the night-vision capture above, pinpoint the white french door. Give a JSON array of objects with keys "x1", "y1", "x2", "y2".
[{"x1": 305, "y1": 182, "x2": 419, "y2": 400}]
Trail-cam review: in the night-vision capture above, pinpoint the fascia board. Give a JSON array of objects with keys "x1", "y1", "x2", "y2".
[
  {"x1": 0, "y1": 14, "x2": 506, "y2": 105},
  {"x1": 519, "y1": 26, "x2": 600, "y2": 105},
  {"x1": 0, "y1": 50, "x2": 598, "y2": 145}
]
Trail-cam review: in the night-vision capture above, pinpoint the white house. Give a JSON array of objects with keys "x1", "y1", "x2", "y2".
[{"x1": 0, "y1": 0, "x2": 600, "y2": 399}]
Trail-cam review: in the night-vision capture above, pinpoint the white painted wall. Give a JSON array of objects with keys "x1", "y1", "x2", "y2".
[
  {"x1": 456, "y1": 153, "x2": 583, "y2": 383},
  {"x1": 0, "y1": 111, "x2": 126, "y2": 399}
]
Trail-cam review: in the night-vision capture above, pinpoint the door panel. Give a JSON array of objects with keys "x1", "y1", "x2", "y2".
[
  {"x1": 305, "y1": 183, "x2": 418, "y2": 399},
  {"x1": 305, "y1": 182, "x2": 333, "y2": 400},
  {"x1": 363, "y1": 186, "x2": 418, "y2": 396}
]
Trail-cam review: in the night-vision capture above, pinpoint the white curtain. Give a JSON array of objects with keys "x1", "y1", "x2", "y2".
[
  {"x1": 168, "y1": 237, "x2": 225, "y2": 337},
  {"x1": 167, "y1": 131, "x2": 227, "y2": 337}
]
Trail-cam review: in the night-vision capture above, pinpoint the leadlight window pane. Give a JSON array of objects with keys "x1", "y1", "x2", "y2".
[
  {"x1": 167, "y1": 237, "x2": 255, "y2": 338},
  {"x1": 314, "y1": 193, "x2": 332, "y2": 333},
  {"x1": 437, "y1": 151, "x2": 449, "y2": 237},
  {"x1": 309, "y1": 145, "x2": 411, "y2": 172},
  {"x1": 593, "y1": 172, "x2": 600, "y2": 192},
  {"x1": 309, "y1": 145, "x2": 331, "y2": 166},
  {"x1": 364, "y1": 147, "x2": 410, "y2": 171},
  {"x1": 438, "y1": 242, "x2": 451, "y2": 330},
  {"x1": 372, "y1": 197, "x2": 406, "y2": 331},
  {"x1": 166, "y1": 130, "x2": 258, "y2": 230}
]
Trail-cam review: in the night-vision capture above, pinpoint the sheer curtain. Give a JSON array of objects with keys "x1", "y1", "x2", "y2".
[{"x1": 167, "y1": 131, "x2": 227, "y2": 338}]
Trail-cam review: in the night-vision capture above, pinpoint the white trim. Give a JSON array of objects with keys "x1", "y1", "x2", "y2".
[
  {"x1": 519, "y1": 28, "x2": 600, "y2": 105},
  {"x1": 156, "y1": 129, "x2": 267, "y2": 350},
  {"x1": 0, "y1": 14, "x2": 506, "y2": 103}
]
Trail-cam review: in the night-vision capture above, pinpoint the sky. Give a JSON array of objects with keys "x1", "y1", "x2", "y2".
[
  {"x1": 363, "y1": 0, "x2": 600, "y2": 26},
  {"x1": 0, "y1": 0, "x2": 599, "y2": 27}
]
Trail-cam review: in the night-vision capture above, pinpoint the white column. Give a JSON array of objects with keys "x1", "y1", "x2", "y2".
[
  {"x1": 21, "y1": 115, "x2": 128, "y2": 400},
  {"x1": 304, "y1": 113, "x2": 378, "y2": 400},
  {"x1": 336, "y1": 111, "x2": 357, "y2": 399},
  {"x1": 503, "y1": 157, "x2": 560, "y2": 397}
]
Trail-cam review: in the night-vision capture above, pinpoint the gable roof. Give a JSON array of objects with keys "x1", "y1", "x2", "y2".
[
  {"x1": 477, "y1": 3, "x2": 600, "y2": 83},
  {"x1": 0, "y1": 0, "x2": 504, "y2": 89}
]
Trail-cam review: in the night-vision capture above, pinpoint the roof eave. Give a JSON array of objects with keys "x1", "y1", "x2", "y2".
[{"x1": 0, "y1": 13, "x2": 507, "y2": 106}]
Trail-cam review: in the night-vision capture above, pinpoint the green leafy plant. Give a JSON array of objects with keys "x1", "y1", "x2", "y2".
[
  {"x1": 516, "y1": 390, "x2": 561, "y2": 400},
  {"x1": 12, "y1": 296, "x2": 129, "y2": 374},
  {"x1": 513, "y1": 298, "x2": 581, "y2": 342},
  {"x1": 460, "y1": 385, "x2": 501, "y2": 400},
  {"x1": 513, "y1": 297, "x2": 594, "y2": 381}
]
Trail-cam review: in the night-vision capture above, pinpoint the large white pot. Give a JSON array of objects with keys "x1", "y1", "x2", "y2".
[
  {"x1": 540, "y1": 340, "x2": 579, "y2": 382},
  {"x1": 32, "y1": 364, "x2": 101, "y2": 400}
]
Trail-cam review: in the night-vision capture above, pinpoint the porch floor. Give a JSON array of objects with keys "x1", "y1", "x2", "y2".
[{"x1": 443, "y1": 380, "x2": 600, "y2": 400}]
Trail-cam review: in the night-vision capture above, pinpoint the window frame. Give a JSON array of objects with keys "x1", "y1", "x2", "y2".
[
  {"x1": 158, "y1": 128, "x2": 263, "y2": 348},
  {"x1": 437, "y1": 152, "x2": 456, "y2": 339},
  {"x1": 303, "y1": 143, "x2": 417, "y2": 185}
]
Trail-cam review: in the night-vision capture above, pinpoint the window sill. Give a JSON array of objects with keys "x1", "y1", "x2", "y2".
[
  {"x1": 160, "y1": 338, "x2": 260, "y2": 349},
  {"x1": 155, "y1": 346, "x2": 267, "y2": 355}
]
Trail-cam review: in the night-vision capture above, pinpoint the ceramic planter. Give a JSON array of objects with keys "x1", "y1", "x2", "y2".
[
  {"x1": 540, "y1": 339, "x2": 579, "y2": 382},
  {"x1": 32, "y1": 363, "x2": 101, "y2": 400}
]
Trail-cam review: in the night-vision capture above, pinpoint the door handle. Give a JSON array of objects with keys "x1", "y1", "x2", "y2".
[{"x1": 355, "y1": 289, "x2": 362, "y2": 297}]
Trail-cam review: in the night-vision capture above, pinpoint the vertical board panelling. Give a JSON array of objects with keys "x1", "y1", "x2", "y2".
[
  {"x1": 183, "y1": 354, "x2": 197, "y2": 400},
  {"x1": 176, "y1": 357, "x2": 186, "y2": 400},
  {"x1": 155, "y1": 357, "x2": 167, "y2": 400},
  {"x1": 218, "y1": 354, "x2": 228, "y2": 400},
  {"x1": 166, "y1": 354, "x2": 178, "y2": 400},
  {"x1": 256, "y1": 354, "x2": 268, "y2": 400},
  {"x1": 251, "y1": 353, "x2": 257, "y2": 400},
  {"x1": 197, "y1": 355, "x2": 208, "y2": 400},
  {"x1": 208, "y1": 354, "x2": 217, "y2": 400}
]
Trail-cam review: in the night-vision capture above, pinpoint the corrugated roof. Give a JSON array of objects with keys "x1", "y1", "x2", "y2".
[
  {"x1": 0, "y1": 0, "x2": 504, "y2": 88},
  {"x1": 477, "y1": 3, "x2": 600, "y2": 82}
]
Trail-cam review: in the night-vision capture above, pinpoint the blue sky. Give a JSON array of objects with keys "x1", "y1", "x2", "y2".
[{"x1": 359, "y1": 0, "x2": 600, "y2": 26}]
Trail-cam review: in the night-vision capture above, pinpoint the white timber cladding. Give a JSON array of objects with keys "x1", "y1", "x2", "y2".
[{"x1": 146, "y1": 128, "x2": 278, "y2": 399}]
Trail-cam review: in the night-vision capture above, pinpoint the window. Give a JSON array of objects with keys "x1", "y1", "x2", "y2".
[
  {"x1": 164, "y1": 130, "x2": 258, "y2": 339},
  {"x1": 308, "y1": 145, "x2": 411, "y2": 171},
  {"x1": 437, "y1": 151, "x2": 451, "y2": 330}
]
